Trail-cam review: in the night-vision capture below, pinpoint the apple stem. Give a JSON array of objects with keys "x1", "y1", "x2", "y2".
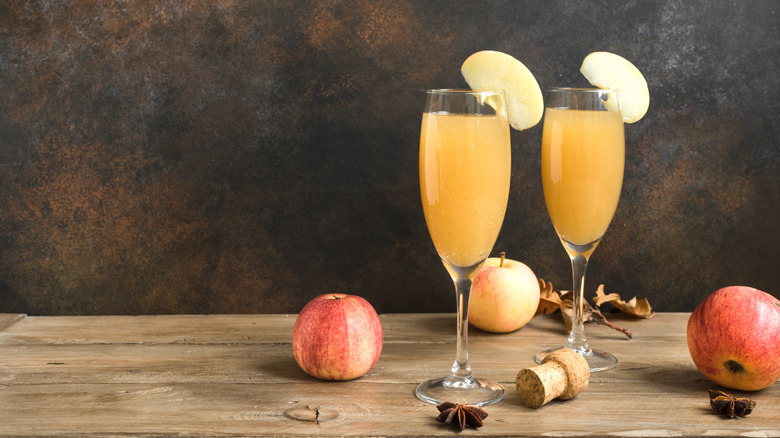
[{"x1": 499, "y1": 252, "x2": 505, "y2": 267}]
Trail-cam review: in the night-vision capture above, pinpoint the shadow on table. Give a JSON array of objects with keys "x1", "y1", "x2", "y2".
[{"x1": 255, "y1": 355, "x2": 311, "y2": 381}]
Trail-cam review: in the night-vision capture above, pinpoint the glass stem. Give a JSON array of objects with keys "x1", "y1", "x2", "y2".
[
  {"x1": 450, "y1": 277, "x2": 474, "y2": 382},
  {"x1": 566, "y1": 253, "x2": 592, "y2": 355}
]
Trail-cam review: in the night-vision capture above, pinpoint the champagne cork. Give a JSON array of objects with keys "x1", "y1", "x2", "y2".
[{"x1": 515, "y1": 348, "x2": 590, "y2": 408}]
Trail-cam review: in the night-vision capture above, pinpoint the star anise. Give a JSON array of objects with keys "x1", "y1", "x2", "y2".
[
  {"x1": 709, "y1": 389, "x2": 756, "y2": 418},
  {"x1": 435, "y1": 402, "x2": 488, "y2": 430}
]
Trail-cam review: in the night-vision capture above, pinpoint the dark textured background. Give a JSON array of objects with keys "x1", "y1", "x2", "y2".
[{"x1": 0, "y1": 0, "x2": 778, "y2": 316}]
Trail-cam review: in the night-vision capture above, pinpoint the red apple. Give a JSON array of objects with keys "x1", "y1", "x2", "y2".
[
  {"x1": 687, "y1": 286, "x2": 780, "y2": 391},
  {"x1": 292, "y1": 293, "x2": 383, "y2": 381},
  {"x1": 468, "y1": 253, "x2": 540, "y2": 333}
]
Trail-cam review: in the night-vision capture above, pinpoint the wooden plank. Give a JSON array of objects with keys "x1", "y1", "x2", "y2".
[
  {"x1": 0, "y1": 311, "x2": 657, "y2": 345},
  {"x1": 0, "y1": 340, "x2": 625, "y2": 387},
  {"x1": 0, "y1": 314, "x2": 680, "y2": 385},
  {"x1": 0, "y1": 314, "x2": 297, "y2": 345},
  {"x1": 0, "y1": 313, "x2": 457, "y2": 345},
  {"x1": 0, "y1": 314, "x2": 750, "y2": 389},
  {"x1": 0, "y1": 380, "x2": 778, "y2": 437},
  {"x1": 0, "y1": 314, "x2": 25, "y2": 331}
]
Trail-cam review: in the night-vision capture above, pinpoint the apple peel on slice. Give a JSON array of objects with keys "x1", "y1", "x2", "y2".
[
  {"x1": 461, "y1": 50, "x2": 543, "y2": 131},
  {"x1": 580, "y1": 51, "x2": 649, "y2": 124}
]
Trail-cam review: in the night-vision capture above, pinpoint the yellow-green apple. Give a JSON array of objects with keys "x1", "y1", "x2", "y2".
[
  {"x1": 468, "y1": 253, "x2": 541, "y2": 333},
  {"x1": 292, "y1": 294, "x2": 383, "y2": 381},
  {"x1": 687, "y1": 286, "x2": 780, "y2": 391}
]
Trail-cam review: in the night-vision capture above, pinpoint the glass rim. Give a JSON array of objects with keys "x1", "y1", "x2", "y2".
[
  {"x1": 545, "y1": 87, "x2": 621, "y2": 112},
  {"x1": 548, "y1": 87, "x2": 618, "y2": 93},
  {"x1": 425, "y1": 88, "x2": 505, "y2": 97}
]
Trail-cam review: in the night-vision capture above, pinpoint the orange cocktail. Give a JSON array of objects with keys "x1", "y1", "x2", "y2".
[
  {"x1": 416, "y1": 89, "x2": 509, "y2": 406},
  {"x1": 536, "y1": 88, "x2": 625, "y2": 372},
  {"x1": 542, "y1": 107, "x2": 624, "y2": 247},
  {"x1": 420, "y1": 112, "x2": 511, "y2": 269}
]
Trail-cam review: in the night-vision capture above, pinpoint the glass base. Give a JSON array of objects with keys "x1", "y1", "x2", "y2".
[
  {"x1": 535, "y1": 346, "x2": 618, "y2": 373},
  {"x1": 415, "y1": 376, "x2": 505, "y2": 406}
]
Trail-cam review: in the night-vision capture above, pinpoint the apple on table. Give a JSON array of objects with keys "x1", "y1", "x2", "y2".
[
  {"x1": 469, "y1": 252, "x2": 541, "y2": 333},
  {"x1": 687, "y1": 286, "x2": 780, "y2": 391},
  {"x1": 292, "y1": 293, "x2": 383, "y2": 381}
]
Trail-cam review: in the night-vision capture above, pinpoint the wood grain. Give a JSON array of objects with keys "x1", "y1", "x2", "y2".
[{"x1": 0, "y1": 313, "x2": 778, "y2": 437}]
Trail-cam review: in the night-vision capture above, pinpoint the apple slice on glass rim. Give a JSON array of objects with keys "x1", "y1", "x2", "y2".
[
  {"x1": 580, "y1": 51, "x2": 650, "y2": 124},
  {"x1": 461, "y1": 50, "x2": 544, "y2": 131}
]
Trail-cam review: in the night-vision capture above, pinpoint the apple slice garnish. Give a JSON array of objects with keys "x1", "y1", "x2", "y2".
[
  {"x1": 580, "y1": 51, "x2": 649, "y2": 124},
  {"x1": 461, "y1": 50, "x2": 543, "y2": 131}
]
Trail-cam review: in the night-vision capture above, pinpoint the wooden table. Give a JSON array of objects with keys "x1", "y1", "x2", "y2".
[{"x1": 0, "y1": 313, "x2": 777, "y2": 437}]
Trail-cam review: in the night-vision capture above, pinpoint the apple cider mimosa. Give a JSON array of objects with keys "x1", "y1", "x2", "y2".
[
  {"x1": 415, "y1": 89, "x2": 510, "y2": 407},
  {"x1": 542, "y1": 108, "x2": 624, "y2": 247},
  {"x1": 420, "y1": 112, "x2": 511, "y2": 269},
  {"x1": 536, "y1": 88, "x2": 626, "y2": 373}
]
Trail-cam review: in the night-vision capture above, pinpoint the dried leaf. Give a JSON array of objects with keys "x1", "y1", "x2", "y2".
[
  {"x1": 534, "y1": 279, "x2": 643, "y2": 339},
  {"x1": 592, "y1": 285, "x2": 622, "y2": 307},
  {"x1": 593, "y1": 285, "x2": 654, "y2": 318},
  {"x1": 534, "y1": 278, "x2": 563, "y2": 317},
  {"x1": 559, "y1": 291, "x2": 593, "y2": 332},
  {"x1": 615, "y1": 296, "x2": 654, "y2": 319}
]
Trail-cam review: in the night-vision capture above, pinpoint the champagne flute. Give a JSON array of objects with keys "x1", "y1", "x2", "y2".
[
  {"x1": 536, "y1": 88, "x2": 625, "y2": 372},
  {"x1": 415, "y1": 89, "x2": 510, "y2": 406}
]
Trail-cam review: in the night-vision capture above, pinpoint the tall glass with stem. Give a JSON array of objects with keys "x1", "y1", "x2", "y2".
[
  {"x1": 536, "y1": 88, "x2": 625, "y2": 372},
  {"x1": 415, "y1": 89, "x2": 510, "y2": 406}
]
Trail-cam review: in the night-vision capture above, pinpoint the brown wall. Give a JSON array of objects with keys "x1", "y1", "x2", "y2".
[{"x1": 0, "y1": 0, "x2": 778, "y2": 315}]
